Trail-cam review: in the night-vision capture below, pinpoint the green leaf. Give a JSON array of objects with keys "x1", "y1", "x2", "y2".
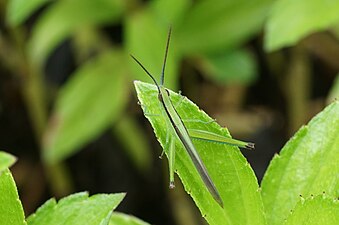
[
  {"x1": 27, "y1": 192, "x2": 125, "y2": 225},
  {"x1": 284, "y1": 195, "x2": 339, "y2": 225},
  {"x1": 6, "y1": 0, "x2": 50, "y2": 26},
  {"x1": 28, "y1": 0, "x2": 124, "y2": 66},
  {"x1": 0, "y1": 169, "x2": 26, "y2": 225},
  {"x1": 109, "y1": 212, "x2": 150, "y2": 225},
  {"x1": 134, "y1": 81, "x2": 266, "y2": 225},
  {"x1": 43, "y1": 50, "x2": 128, "y2": 164},
  {"x1": 176, "y1": 0, "x2": 273, "y2": 54},
  {"x1": 265, "y1": 0, "x2": 339, "y2": 51},
  {"x1": 126, "y1": 9, "x2": 180, "y2": 90},
  {"x1": 197, "y1": 49, "x2": 258, "y2": 85},
  {"x1": 261, "y1": 101, "x2": 339, "y2": 225},
  {"x1": 0, "y1": 151, "x2": 17, "y2": 173}
]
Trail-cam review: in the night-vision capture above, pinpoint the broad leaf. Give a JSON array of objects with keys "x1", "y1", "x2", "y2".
[
  {"x1": 28, "y1": 0, "x2": 124, "y2": 66},
  {"x1": 176, "y1": 0, "x2": 273, "y2": 54},
  {"x1": 197, "y1": 49, "x2": 258, "y2": 85},
  {"x1": 6, "y1": 0, "x2": 50, "y2": 26},
  {"x1": 27, "y1": 192, "x2": 125, "y2": 225},
  {"x1": 0, "y1": 169, "x2": 26, "y2": 225},
  {"x1": 0, "y1": 151, "x2": 17, "y2": 173},
  {"x1": 285, "y1": 195, "x2": 339, "y2": 225},
  {"x1": 265, "y1": 0, "x2": 339, "y2": 51},
  {"x1": 134, "y1": 81, "x2": 266, "y2": 225},
  {"x1": 109, "y1": 212, "x2": 150, "y2": 225},
  {"x1": 261, "y1": 101, "x2": 339, "y2": 225},
  {"x1": 43, "y1": 51, "x2": 128, "y2": 164},
  {"x1": 126, "y1": 9, "x2": 180, "y2": 90}
]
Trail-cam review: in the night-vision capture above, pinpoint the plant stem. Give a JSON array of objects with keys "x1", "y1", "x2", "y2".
[{"x1": 3, "y1": 26, "x2": 74, "y2": 197}]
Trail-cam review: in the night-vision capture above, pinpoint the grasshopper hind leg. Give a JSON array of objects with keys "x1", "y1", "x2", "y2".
[
  {"x1": 168, "y1": 138, "x2": 176, "y2": 189},
  {"x1": 159, "y1": 133, "x2": 176, "y2": 188}
]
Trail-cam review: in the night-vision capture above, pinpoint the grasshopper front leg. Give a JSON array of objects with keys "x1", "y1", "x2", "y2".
[{"x1": 138, "y1": 101, "x2": 160, "y2": 117}]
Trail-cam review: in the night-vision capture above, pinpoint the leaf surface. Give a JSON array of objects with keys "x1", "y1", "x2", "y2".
[
  {"x1": 284, "y1": 195, "x2": 339, "y2": 225},
  {"x1": 261, "y1": 101, "x2": 339, "y2": 225},
  {"x1": 134, "y1": 81, "x2": 266, "y2": 225},
  {"x1": 27, "y1": 192, "x2": 125, "y2": 225},
  {"x1": 0, "y1": 169, "x2": 26, "y2": 225}
]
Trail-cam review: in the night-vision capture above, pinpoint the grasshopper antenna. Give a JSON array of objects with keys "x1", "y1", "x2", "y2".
[
  {"x1": 130, "y1": 54, "x2": 160, "y2": 90},
  {"x1": 160, "y1": 27, "x2": 172, "y2": 86}
]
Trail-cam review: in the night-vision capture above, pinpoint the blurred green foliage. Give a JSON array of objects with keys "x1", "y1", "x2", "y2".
[
  {"x1": 265, "y1": 0, "x2": 339, "y2": 51},
  {"x1": 4, "y1": 0, "x2": 276, "y2": 167},
  {"x1": 43, "y1": 51, "x2": 128, "y2": 164},
  {"x1": 327, "y1": 74, "x2": 339, "y2": 103},
  {"x1": 197, "y1": 49, "x2": 257, "y2": 85},
  {"x1": 1, "y1": 0, "x2": 339, "y2": 224},
  {"x1": 5, "y1": 0, "x2": 338, "y2": 166}
]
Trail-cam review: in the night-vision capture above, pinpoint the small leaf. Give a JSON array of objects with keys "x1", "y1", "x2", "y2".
[
  {"x1": 261, "y1": 101, "x2": 339, "y2": 225},
  {"x1": 6, "y1": 0, "x2": 50, "y2": 26},
  {"x1": 28, "y1": 0, "x2": 124, "y2": 66},
  {"x1": 176, "y1": 0, "x2": 273, "y2": 54},
  {"x1": 265, "y1": 0, "x2": 339, "y2": 51},
  {"x1": 43, "y1": 50, "x2": 128, "y2": 164},
  {"x1": 109, "y1": 212, "x2": 150, "y2": 225},
  {"x1": 27, "y1": 192, "x2": 125, "y2": 225},
  {"x1": 126, "y1": 9, "x2": 180, "y2": 90},
  {"x1": 134, "y1": 81, "x2": 266, "y2": 225},
  {"x1": 0, "y1": 151, "x2": 17, "y2": 173},
  {"x1": 197, "y1": 49, "x2": 258, "y2": 85},
  {"x1": 284, "y1": 195, "x2": 339, "y2": 225},
  {"x1": 0, "y1": 169, "x2": 26, "y2": 225}
]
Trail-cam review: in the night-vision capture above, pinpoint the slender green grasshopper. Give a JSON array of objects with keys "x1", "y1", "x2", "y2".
[{"x1": 131, "y1": 28, "x2": 254, "y2": 207}]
